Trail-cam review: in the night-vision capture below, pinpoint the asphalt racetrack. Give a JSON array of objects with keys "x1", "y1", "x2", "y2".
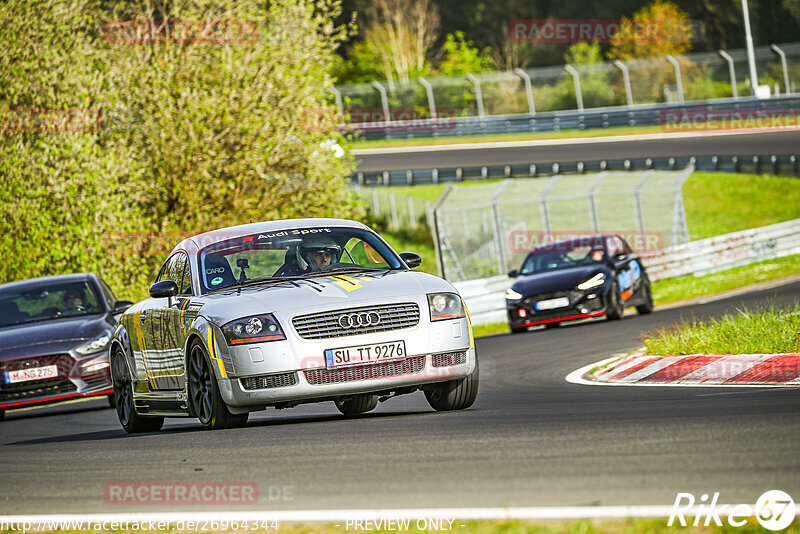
[
  {"x1": 353, "y1": 130, "x2": 800, "y2": 172},
  {"x1": 2, "y1": 281, "x2": 799, "y2": 514}
]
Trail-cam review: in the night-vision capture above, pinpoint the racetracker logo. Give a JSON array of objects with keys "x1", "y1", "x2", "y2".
[
  {"x1": 668, "y1": 490, "x2": 796, "y2": 530},
  {"x1": 660, "y1": 109, "x2": 800, "y2": 132},
  {"x1": 507, "y1": 230, "x2": 665, "y2": 254},
  {"x1": 104, "y1": 20, "x2": 259, "y2": 45},
  {"x1": 104, "y1": 482, "x2": 270, "y2": 505},
  {"x1": 1, "y1": 108, "x2": 101, "y2": 133},
  {"x1": 509, "y1": 19, "x2": 702, "y2": 44}
]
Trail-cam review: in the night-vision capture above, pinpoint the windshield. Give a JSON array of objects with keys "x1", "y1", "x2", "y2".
[
  {"x1": 520, "y1": 244, "x2": 607, "y2": 275},
  {"x1": 197, "y1": 226, "x2": 403, "y2": 293},
  {"x1": 0, "y1": 280, "x2": 103, "y2": 328}
]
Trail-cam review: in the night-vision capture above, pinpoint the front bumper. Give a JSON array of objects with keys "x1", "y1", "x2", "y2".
[
  {"x1": 507, "y1": 289, "x2": 607, "y2": 328},
  {"x1": 0, "y1": 351, "x2": 112, "y2": 410}
]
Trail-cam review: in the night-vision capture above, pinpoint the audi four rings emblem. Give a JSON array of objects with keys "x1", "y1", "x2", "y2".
[{"x1": 338, "y1": 311, "x2": 381, "y2": 329}]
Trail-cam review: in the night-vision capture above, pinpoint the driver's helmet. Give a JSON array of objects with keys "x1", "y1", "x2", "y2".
[
  {"x1": 299, "y1": 234, "x2": 342, "y2": 271},
  {"x1": 63, "y1": 289, "x2": 83, "y2": 306}
]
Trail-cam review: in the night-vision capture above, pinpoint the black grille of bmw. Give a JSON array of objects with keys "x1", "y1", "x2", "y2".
[
  {"x1": 304, "y1": 355, "x2": 425, "y2": 385},
  {"x1": 292, "y1": 303, "x2": 420, "y2": 340},
  {"x1": 240, "y1": 372, "x2": 298, "y2": 391},
  {"x1": 431, "y1": 351, "x2": 467, "y2": 368},
  {"x1": 0, "y1": 354, "x2": 75, "y2": 402}
]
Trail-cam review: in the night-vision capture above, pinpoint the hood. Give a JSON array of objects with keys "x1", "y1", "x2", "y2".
[
  {"x1": 0, "y1": 315, "x2": 111, "y2": 358},
  {"x1": 512, "y1": 265, "x2": 610, "y2": 295},
  {"x1": 196, "y1": 270, "x2": 453, "y2": 324}
]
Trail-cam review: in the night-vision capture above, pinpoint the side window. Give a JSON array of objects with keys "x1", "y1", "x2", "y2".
[
  {"x1": 606, "y1": 236, "x2": 623, "y2": 257},
  {"x1": 180, "y1": 257, "x2": 193, "y2": 295},
  {"x1": 158, "y1": 254, "x2": 187, "y2": 285},
  {"x1": 156, "y1": 258, "x2": 171, "y2": 283},
  {"x1": 344, "y1": 238, "x2": 389, "y2": 268},
  {"x1": 97, "y1": 278, "x2": 117, "y2": 307}
]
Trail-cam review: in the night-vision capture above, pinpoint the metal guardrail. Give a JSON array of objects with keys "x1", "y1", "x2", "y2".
[
  {"x1": 348, "y1": 95, "x2": 800, "y2": 140},
  {"x1": 353, "y1": 153, "x2": 800, "y2": 186},
  {"x1": 453, "y1": 218, "x2": 800, "y2": 326}
]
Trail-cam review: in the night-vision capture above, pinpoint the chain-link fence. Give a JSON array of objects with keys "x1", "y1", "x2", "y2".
[{"x1": 431, "y1": 166, "x2": 693, "y2": 281}]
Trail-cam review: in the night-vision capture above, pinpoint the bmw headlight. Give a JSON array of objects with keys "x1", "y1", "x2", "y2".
[
  {"x1": 577, "y1": 273, "x2": 605, "y2": 290},
  {"x1": 505, "y1": 288, "x2": 523, "y2": 300},
  {"x1": 427, "y1": 293, "x2": 465, "y2": 321},
  {"x1": 222, "y1": 314, "x2": 286, "y2": 345},
  {"x1": 75, "y1": 332, "x2": 111, "y2": 355}
]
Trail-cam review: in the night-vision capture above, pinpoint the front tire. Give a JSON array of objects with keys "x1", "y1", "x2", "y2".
[
  {"x1": 425, "y1": 353, "x2": 479, "y2": 411},
  {"x1": 187, "y1": 341, "x2": 248, "y2": 430},
  {"x1": 606, "y1": 281, "x2": 624, "y2": 321},
  {"x1": 112, "y1": 350, "x2": 164, "y2": 433},
  {"x1": 636, "y1": 279, "x2": 654, "y2": 314},
  {"x1": 335, "y1": 394, "x2": 379, "y2": 416}
]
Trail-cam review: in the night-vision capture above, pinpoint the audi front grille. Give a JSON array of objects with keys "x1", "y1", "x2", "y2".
[
  {"x1": 431, "y1": 351, "x2": 468, "y2": 368},
  {"x1": 292, "y1": 303, "x2": 420, "y2": 340},
  {"x1": 304, "y1": 356, "x2": 425, "y2": 385},
  {"x1": 240, "y1": 372, "x2": 298, "y2": 391}
]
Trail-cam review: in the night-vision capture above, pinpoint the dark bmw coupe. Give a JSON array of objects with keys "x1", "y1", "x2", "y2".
[
  {"x1": 505, "y1": 234, "x2": 653, "y2": 333},
  {"x1": 0, "y1": 273, "x2": 132, "y2": 419}
]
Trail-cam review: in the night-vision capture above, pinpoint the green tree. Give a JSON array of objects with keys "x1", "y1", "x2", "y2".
[{"x1": 437, "y1": 31, "x2": 493, "y2": 76}]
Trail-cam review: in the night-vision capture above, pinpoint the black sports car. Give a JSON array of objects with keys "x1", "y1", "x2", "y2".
[
  {"x1": 0, "y1": 273, "x2": 132, "y2": 419},
  {"x1": 505, "y1": 234, "x2": 653, "y2": 333}
]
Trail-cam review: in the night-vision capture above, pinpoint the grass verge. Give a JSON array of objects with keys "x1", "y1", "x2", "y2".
[{"x1": 643, "y1": 303, "x2": 800, "y2": 356}]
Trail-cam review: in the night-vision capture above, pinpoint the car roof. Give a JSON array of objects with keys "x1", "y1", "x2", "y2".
[
  {"x1": 173, "y1": 218, "x2": 371, "y2": 255},
  {"x1": 529, "y1": 234, "x2": 615, "y2": 254},
  {"x1": 0, "y1": 272, "x2": 99, "y2": 293}
]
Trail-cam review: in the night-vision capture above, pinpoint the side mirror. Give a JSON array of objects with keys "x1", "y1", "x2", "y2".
[
  {"x1": 149, "y1": 280, "x2": 178, "y2": 299},
  {"x1": 508, "y1": 269, "x2": 519, "y2": 278},
  {"x1": 399, "y1": 252, "x2": 422, "y2": 268},
  {"x1": 113, "y1": 300, "x2": 134, "y2": 314}
]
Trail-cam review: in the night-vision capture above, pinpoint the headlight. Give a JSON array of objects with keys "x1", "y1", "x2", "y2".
[
  {"x1": 505, "y1": 288, "x2": 523, "y2": 300},
  {"x1": 222, "y1": 314, "x2": 286, "y2": 345},
  {"x1": 75, "y1": 332, "x2": 111, "y2": 355},
  {"x1": 427, "y1": 293, "x2": 465, "y2": 321},
  {"x1": 577, "y1": 273, "x2": 605, "y2": 290}
]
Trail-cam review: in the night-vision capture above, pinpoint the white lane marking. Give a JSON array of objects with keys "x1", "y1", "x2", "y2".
[
  {"x1": 616, "y1": 356, "x2": 685, "y2": 382},
  {"x1": 0, "y1": 506, "x2": 727, "y2": 522},
  {"x1": 352, "y1": 128, "x2": 797, "y2": 155},
  {"x1": 677, "y1": 354, "x2": 764, "y2": 384}
]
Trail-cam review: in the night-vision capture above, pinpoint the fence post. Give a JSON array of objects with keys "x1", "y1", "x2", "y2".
[
  {"x1": 371, "y1": 81, "x2": 391, "y2": 123},
  {"x1": 329, "y1": 87, "x2": 345, "y2": 125},
  {"x1": 672, "y1": 165, "x2": 694, "y2": 246},
  {"x1": 389, "y1": 192, "x2": 399, "y2": 230},
  {"x1": 718, "y1": 50, "x2": 738, "y2": 99},
  {"x1": 633, "y1": 170, "x2": 654, "y2": 236},
  {"x1": 540, "y1": 174, "x2": 562, "y2": 240},
  {"x1": 465, "y1": 73, "x2": 485, "y2": 117},
  {"x1": 612, "y1": 60, "x2": 634, "y2": 107},
  {"x1": 564, "y1": 64, "x2": 583, "y2": 111},
  {"x1": 490, "y1": 180, "x2": 513, "y2": 275},
  {"x1": 371, "y1": 189, "x2": 380, "y2": 217},
  {"x1": 408, "y1": 196, "x2": 417, "y2": 228},
  {"x1": 432, "y1": 185, "x2": 455, "y2": 278},
  {"x1": 666, "y1": 55, "x2": 685, "y2": 103},
  {"x1": 418, "y1": 77, "x2": 437, "y2": 119},
  {"x1": 588, "y1": 171, "x2": 608, "y2": 232},
  {"x1": 770, "y1": 44, "x2": 791, "y2": 95},
  {"x1": 514, "y1": 68, "x2": 536, "y2": 115}
]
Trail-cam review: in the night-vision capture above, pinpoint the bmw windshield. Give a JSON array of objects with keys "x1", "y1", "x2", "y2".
[
  {"x1": 0, "y1": 280, "x2": 103, "y2": 328},
  {"x1": 198, "y1": 227, "x2": 404, "y2": 293}
]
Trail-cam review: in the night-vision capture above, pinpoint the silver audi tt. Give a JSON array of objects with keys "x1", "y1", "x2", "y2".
[{"x1": 110, "y1": 218, "x2": 478, "y2": 432}]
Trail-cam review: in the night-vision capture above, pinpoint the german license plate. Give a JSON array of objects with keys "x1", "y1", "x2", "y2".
[
  {"x1": 324, "y1": 340, "x2": 406, "y2": 369},
  {"x1": 4, "y1": 365, "x2": 59, "y2": 384},
  {"x1": 534, "y1": 297, "x2": 570, "y2": 311}
]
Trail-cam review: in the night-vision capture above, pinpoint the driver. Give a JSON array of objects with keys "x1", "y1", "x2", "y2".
[
  {"x1": 589, "y1": 248, "x2": 605, "y2": 262},
  {"x1": 63, "y1": 289, "x2": 84, "y2": 309},
  {"x1": 299, "y1": 235, "x2": 342, "y2": 272}
]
